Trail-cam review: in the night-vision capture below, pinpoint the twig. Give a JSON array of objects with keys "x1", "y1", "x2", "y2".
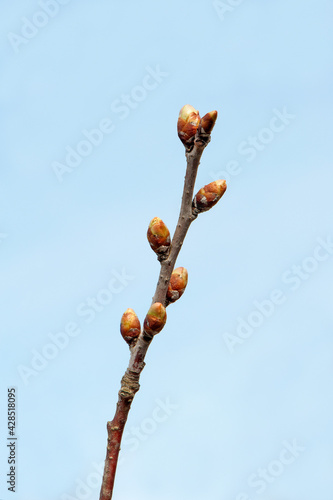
[
  {"x1": 99, "y1": 107, "x2": 223, "y2": 500},
  {"x1": 153, "y1": 137, "x2": 208, "y2": 304}
]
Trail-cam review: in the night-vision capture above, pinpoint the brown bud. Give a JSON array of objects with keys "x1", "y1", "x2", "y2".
[
  {"x1": 144, "y1": 302, "x2": 167, "y2": 336},
  {"x1": 167, "y1": 267, "x2": 188, "y2": 303},
  {"x1": 199, "y1": 110, "x2": 218, "y2": 135},
  {"x1": 147, "y1": 217, "x2": 171, "y2": 256},
  {"x1": 177, "y1": 104, "x2": 201, "y2": 148},
  {"x1": 193, "y1": 180, "x2": 227, "y2": 214},
  {"x1": 120, "y1": 308, "x2": 141, "y2": 345}
]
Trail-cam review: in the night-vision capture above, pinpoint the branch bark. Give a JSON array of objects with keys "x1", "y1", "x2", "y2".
[{"x1": 99, "y1": 134, "x2": 210, "y2": 500}]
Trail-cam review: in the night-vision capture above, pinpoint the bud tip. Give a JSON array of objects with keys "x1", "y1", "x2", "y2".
[
  {"x1": 144, "y1": 302, "x2": 167, "y2": 335},
  {"x1": 177, "y1": 104, "x2": 201, "y2": 147},
  {"x1": 193, "y1": 179, "x2": 227, "y2": 214},
  {"x1": 167, "y1": 267, "x2": 188, "y2": 303},
  {"x1": 120, "y1": 308, "x2": 141, "y2": 345},
  {"x1": 147, "y1": 217, "x2": 171, "y2": 256}
]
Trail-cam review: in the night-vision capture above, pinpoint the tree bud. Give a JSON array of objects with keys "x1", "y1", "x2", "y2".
[
  {"x1": 147, "y1": 217, "x2": 171, "y2": 256},
  {"x1": 193, "y1": 180, "x2": 227, "y2": 214},
  {"x1": 167, "y1": 267, "x2": 188, "y2": 303},
  {"x1": 177, "y1": 104, "x2": 201, "y2": 148},
  {"x1": 143, "y1": 302, "x2": 167, "y2": 335},
  {"x1": 120, "y1": 308, "x2": 141, "y2": 345},
  {"x1": 199, "y1": 110, "x2": 218, "y2": 135}
]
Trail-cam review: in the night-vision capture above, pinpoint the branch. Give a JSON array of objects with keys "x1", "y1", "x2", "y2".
[
  {"x1": 153, "y1": 138, "x2": 208, "y2": 304},
  {"x1": 99, "y1": 106, "x2": 224, "y2": 500}
]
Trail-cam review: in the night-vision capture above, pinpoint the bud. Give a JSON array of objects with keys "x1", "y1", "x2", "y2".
[
  {"x1": 199, "y1": 111, "x2": 218, "y2": 135},
  {"x1": 144, "y1": 302, "x2": 167, "y2": 336},
  {"x1": 147, "y1": 217, "x2": 171, "y2": 256},
  {"x1": 167, "y1": 267, "x2": 188, "y2": 303},
  {"x1": 120, "y1": 308, "x2": 141, "y2": 345},
  {"x1": 193, "y1": 180, "x2": 227, "y2": 214},
  {"x1": 177, "y1": 104, "x2": 201, "y2": 148}
]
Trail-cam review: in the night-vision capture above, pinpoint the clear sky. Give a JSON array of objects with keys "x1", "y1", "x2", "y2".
[{"x1": 1, "y1": 1, "x2": 332, "y2": 499}]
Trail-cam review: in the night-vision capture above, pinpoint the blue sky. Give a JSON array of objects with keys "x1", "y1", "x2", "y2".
[{"x1": 1, "y1": 1, "x2": 332, "y2": 499}]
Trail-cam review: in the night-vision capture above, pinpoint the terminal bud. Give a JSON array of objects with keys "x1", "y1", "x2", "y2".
[
  {"x1": 120, "y1": 308, "x2": 141, "y2": 345},
  {"x1": 199, "y1": 110, "x2": 218, "y2": 135},
  {"x1": 144, "y1": 302, "x2": 167, "y2": 336},
  {"x1": 147, "y1": 217, "x2": 171, "y2": 256},
  {"x1": 193, "y1": 180, "x2": 227, "y2": 215},
  {"x1": 167, "y1": 267, "x2": 188, "y2": 303},
  {"x1": 177, "y1": 104, "x2": 201, "y2": 148}
]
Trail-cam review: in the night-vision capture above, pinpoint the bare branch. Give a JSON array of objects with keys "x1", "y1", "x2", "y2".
[{"x1": 99, "y1": 109, "x2": 220, "y2": 500}]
